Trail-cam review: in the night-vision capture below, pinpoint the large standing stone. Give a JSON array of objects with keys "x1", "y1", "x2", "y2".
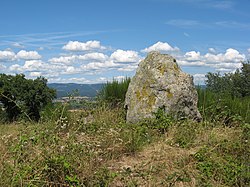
[{"x1": 125, "y1": 51, "x2": 202, "y2": 123}]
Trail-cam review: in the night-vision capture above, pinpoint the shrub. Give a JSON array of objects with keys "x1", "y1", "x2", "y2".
[
  {"x1": 197, "y1": 87, "x2": 250, "y2": 123},
  {"x1": 98, "y1": 77, "x2": 130, "y2": 106}
]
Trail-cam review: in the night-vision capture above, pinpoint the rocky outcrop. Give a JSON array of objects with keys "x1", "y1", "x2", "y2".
[{"x1": 125, "y1": 51, "x2": 202, "y2": 123}]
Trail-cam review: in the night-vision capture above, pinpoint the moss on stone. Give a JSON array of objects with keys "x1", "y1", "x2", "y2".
[{"x1": 166, "y1": 88, "x2": 173, "y2": 98}]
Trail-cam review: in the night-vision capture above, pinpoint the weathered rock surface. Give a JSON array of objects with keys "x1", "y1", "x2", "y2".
[{"x1": 125, "y1": 51, "x2": 202, "y2": 123}]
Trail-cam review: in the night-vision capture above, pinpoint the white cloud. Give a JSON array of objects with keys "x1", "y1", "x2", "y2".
[
  {"x1": 68, "y1": 77, "x2": 89, "y2": 83},
  {"x1": 9, "y1": 64, "x2": 20, "y2": 72},
  {"x1": 248, "y1": 48, "x2": 250, "y2": 53},
  {"x1": 24, "y1": 60, "x2": 44, "y2": 70},
  {"x1": 184, "y1": 51, "x2": 201, "y2": 61},
  {"x1": 30, "y1": 72, "x2": 42, "y2": 77},
  {"x1": 208, "y1": 48, "x2": 216, "y2": 54},
  {"x1": 16, "y1": 50, "x2": 41, "y2": 60},
  {"x1": 62, "y1": 40, "x2": 106, "y2": 51},
  {"x1": 141, "y1": 41, "x2": 179, "y2": 53},
  {"x1": 177, "y1": 60, "x2": 205, "y2": 67},
  {"x1": 176, "y1": 51, "x2": 205, "y2": 66},
  {"x1": 213, "y1": 62, "x2": 242, "y2": 71},
  {"x1": 12, "y1": 42, "x2": 24, "y2": 48},
  {"x1": 176, "y1": 48, "x2": 245, "y2": 74},
  {"x1": 48, "y1": 77, "x2": 91, "y2": 84},
  {"x1": 49, "y1": 52, "x2": 108, "y2": 65},
  {"x1": 78, "y1": 52, "x2": 108, "y2": 62},
  {"x1": 0, "y1": 50, "x2": 15, "y2": 61},
  {"x1": 114, "y1": 76, "x2": 126, "y2": 81},
  {"x1": 204, "y1": 48, "x2": 245, "y2": 64},
  {"x1": 110, "y1": 49, "x2": 141, "y2": 63},
  {"x1": 63, "y1": 66, "x2": 80, "y2": 74},
  {"x1": 81, "y1": 60, "x2": 118, "y2": 71},
  {"x1": 9, "y1": 60, "x2": 67, "y2": 75},
  {"x1": 118, "y1": 64, "x2": 138, "y2": 72},
  {"x1": 192, "y1": 74, "x2": 206, "y2": 85},
  {"x1": 224, "y1": 48, "x2": 245, "y2": 62},
  {"x1": 49, "y1": 56, "x2": 77, "y2": 64}
]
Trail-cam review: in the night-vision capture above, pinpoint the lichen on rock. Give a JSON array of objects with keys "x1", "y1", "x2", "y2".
[{"x1": 125, "y1": 51, "x2": 202, "y2": 123}]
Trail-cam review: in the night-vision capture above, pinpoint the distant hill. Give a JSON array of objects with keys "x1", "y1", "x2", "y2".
[
  {"x1": 48, "y1": 83, "x2": 104, "y2": 98},
  {"x1": 48, "y1": 83, "x2": 206, "y2": 98}
]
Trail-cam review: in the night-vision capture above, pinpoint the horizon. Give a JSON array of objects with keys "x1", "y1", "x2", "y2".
[{"x1": 0, "y1": 0, "x2": 250, "y2": 85}]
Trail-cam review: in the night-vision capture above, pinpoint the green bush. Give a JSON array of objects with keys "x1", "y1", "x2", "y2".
[
  {"x1": 194, "y1": 134, "x2": 250, "y2": 186},
  {"x1": 98, "y1": 77, "x2": 130, "y2": 106},
  {"x1": 197, "y1": 87, "x2": 250, "y2": 123}
]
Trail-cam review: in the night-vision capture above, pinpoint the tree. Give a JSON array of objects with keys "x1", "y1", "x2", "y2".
[
  {"x1": 240, "y1": 61, "x2": 250, "y2": 97},
  {"x1": 205, "y1": 72, "x2": 232, "y2": 95},
  {"x1": 205, "y1": 61, "x2": 250, "y2": 98},
  {"x1": 0, "y1": 74, "x2": 56, "y2": 122}
]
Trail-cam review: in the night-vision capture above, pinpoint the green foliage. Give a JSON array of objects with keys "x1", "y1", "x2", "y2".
[
  {"x1": 152, "y1": 107, "x2": 174, "y2": 134},
  {"x1": 194, "y1": 141, "x2": 249, "y2": 186},
  {"x1": 173, "y1": 121, "x2": 200, "y2": 148},
  {"x1": 0, "y1": 74, "x2": 56, "y2": 122},
  {"x1": 197, "y1": 87, "x2": 250, "y2": 123},
  {"x1": 205, "y1": 61, "x2": 250, "y2": 98},
  {"x1": 98, "y1": 77, "x2": 130, "y2": 106}
]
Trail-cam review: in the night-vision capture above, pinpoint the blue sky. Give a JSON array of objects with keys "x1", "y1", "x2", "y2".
[{"x1": 0, "y1": 0, "x2": 249, "y2": 84}]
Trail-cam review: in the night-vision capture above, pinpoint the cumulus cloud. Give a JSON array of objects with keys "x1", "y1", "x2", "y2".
[
  {"x1": 16, "y1": 50, "x2": 41, "y2": 60},
  {"x1": 141, "y1": 41, "x2": 179, "y2": 53},
  {"x1": 0, "y1": 50, "x2": 16, "y2": 61},
  {"x1": 114, "y1": 75, "x2": 126, "y2": 81},
  {"x1": 9, "y1": 60, "x2": 68, "y2": 76},
  {"x1": 62, "y1": 40, "x2": 106, "y2": 51},
  {"x1": 177, "y1": 48, "x2": 245, "y2": 72},
  {"x1": 110, "y1": 49, "x2": 141, "y2": 63},
  {"x1": 177, "y1": 51, "x2": 205, "y2": 66},
  {"x1": 78, "y1": 52, "x2": 108, "y2": 62},
  {"x1": 184, "y1": 51, "x2": 201, "y2": 61},
  {"x1": 30, "y1": 72, "x2": 42, "y2": 77},
  {"x1": 80, "y1": 60, "x2": 118, "y2": 71},
  {"x1": 63, "y1": 66, "x2": 81, "y2": 74},
  {"x1": 11, "y1": 60, "x2": 45, "y2": 72},
  {"x1": 118, "y1": 64, "x2": 139, "y2": 72},
  {"x1": 48, "y1": 77, "x2": 90, "y2": 84},
  {"x1": 204, "y1": 48, "x2": 245, "y2": 64},
  {"x1": 49, "y1": 52, "x2": 108, "y2": 65},
  {"x1": 208, "y1": 48, "x2": 216, "y2": 54},
  {"x1": 248, "y1": 48, "x2": 250, "y2": 53},
  {"x1": 49, "y1": 56, "x2": 77, "y2": 64},
  {"x1": 177, "y1": 60, "x2": 205, "y2": 67},
  {"x1": 192, "y1": 74, "x2": 206, "y2": 85}
]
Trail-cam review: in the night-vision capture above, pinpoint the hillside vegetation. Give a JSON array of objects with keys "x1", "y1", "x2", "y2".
[{"x1": 0, "y1": 63, "x2": 249, "y2": 186}]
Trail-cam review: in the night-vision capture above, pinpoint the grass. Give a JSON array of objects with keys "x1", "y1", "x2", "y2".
[
  {"x1": 197, "y1": 87, "x2": 250, "y2": 123},
  {"x1": 98, "y1": 77, "x2": 131, "y2": 106},
  {"x1": 0, "y1": 88, "x2": 249, "y2": 186}
]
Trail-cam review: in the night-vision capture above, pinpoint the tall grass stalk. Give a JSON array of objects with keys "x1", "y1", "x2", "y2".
[
  {"x1": 98, "y1": 77, "x2": 131, "y2": 106},
  {"x1": 197, "y1": 87, "x2": 250, "y2": 123}
]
